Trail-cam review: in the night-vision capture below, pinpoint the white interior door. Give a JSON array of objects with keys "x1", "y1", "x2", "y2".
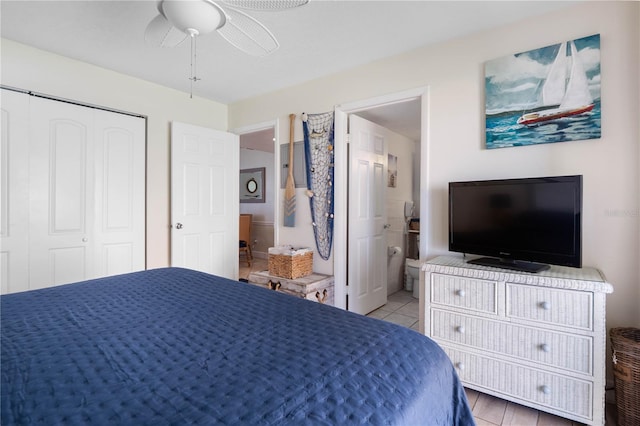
[
  {"x1": 92, "y1": 109, "x2": 146, "y2": 277},
  {"x1": 1, "y1": 90, "x2": 30, "y2": 293},
  {"x1": 1, "y1": 91, "x2": 146, "y2": 293},
  {"x1": 171, "y1": 121, "x2": 239, "y2": 279},
  {"x1": 348, "y1": 115, "x2": 388, "y2": 315},
  {"x1": 29, "y1": 97, "x2": 96, "y2": 289}
]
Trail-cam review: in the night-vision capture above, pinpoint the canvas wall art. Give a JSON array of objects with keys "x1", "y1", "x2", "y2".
[{"x1": 485, "y1": 34, "x2": 601, "y2": 149}]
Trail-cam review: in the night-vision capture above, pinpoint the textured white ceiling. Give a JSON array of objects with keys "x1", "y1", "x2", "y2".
[{"x1": 1, "y1": 1, "x2": 576, "y2": 105}]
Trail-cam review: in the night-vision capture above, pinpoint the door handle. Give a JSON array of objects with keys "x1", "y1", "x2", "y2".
[
  {"x1": 383, "y1": 223, "x2": 391, "y2": 230},
  {"x1": 176, "y1": 223, "x2": 183, "y2": 229}
]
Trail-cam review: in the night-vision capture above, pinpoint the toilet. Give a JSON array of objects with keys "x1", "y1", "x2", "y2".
[{"x1": 404, "y1": 258, "x2": 421, "y2": 299}]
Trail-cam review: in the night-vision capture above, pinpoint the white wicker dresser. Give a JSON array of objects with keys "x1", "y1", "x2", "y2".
[{"x1": 421, "y1": 255, "x2": 613, "y2": 425}]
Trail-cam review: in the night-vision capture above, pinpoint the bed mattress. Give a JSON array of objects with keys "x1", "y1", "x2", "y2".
[{"x1": 1, "y1": 268, "x2": 474, "y2": 425}]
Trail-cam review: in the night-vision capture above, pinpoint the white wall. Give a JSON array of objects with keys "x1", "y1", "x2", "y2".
[
  {"x1": 229, "y1": 1, "x2": 640, "y2": 331},
  {"x1": 0, "y1": 39, "x2": 228, "y2": 270}
]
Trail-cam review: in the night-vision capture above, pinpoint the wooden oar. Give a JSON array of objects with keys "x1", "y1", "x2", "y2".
[{"x1": 284, "y1": 113, "x2": 296, "y2": 227}]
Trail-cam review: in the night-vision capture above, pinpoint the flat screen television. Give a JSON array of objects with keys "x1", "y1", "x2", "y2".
[{"x1": 449, "y1": 175, "x2": 582, "y2": 272}]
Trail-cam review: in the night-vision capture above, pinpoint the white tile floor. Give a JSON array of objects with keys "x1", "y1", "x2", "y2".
[{"x1": 366, "y1": 289, "x2": 420, "y2": 332}]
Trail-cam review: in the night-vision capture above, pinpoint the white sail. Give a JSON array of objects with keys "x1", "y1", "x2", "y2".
[
  {"x1": 560, "y1": 41, "x2": 593, "y2": 109},
  {"x1": 518, "y1": 39, "x2": 594, "y2": 126},
  {"x1": 541, "y1": 41, "x2": 567, "y2": 106}
]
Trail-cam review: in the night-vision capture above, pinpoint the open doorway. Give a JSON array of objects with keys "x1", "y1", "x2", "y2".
[
  {"x1": 354, "y1": 99, "x2": 422, "y2": 296},
  {"x1": 235, "y1": 122, "x2": 278, "y2": 280},
  {"x1": 334, "y1": 88, "x2": 426, "y2": 313}
]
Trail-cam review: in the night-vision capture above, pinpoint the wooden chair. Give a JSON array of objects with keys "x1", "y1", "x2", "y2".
[{"x1": 239, "y1": 214, "x2": 253, "y2": 267}]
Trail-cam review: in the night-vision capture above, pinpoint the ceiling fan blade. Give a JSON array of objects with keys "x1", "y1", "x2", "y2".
[
  {"x1": 144, "y1": 14, "x2": 187, "y2": 47},
  {"x1": 217, "y1": 8, "x2": 279, "y2": 56},
  {"x1": 220, "y1": 0, "x2": 308, "y2": 11}
]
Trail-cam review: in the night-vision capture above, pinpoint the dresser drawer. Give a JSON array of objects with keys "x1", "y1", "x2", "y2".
[
  {"x1": 443, "y1": 345, "x2": 593, "y2": 421},
  {"x1": 507, "y1": 284, "x2": 593, "y2": 331},
  {"x1": 431, "y1": 309, "x2": 593, "y2": 374},
  {"x1": 430, "y1": 273, "x2": 498, "y2": 314}
]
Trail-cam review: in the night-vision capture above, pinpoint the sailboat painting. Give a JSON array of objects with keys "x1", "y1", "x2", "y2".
[{"x1": 485, "y1": 34, "x2": 601, "y2": 149}]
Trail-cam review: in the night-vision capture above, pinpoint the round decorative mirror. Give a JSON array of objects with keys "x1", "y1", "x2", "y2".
[{"x1": 246, "y1": 178, "x2": 258, "y2": 194}]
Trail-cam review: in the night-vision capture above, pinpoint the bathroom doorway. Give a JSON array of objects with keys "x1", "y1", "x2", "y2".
[
  {"x1": 334, "y1": 88, "x2": 426, "y2": 313},
  {"x1": 353, "y1": 99, "x2": 422, "y2": 297}
]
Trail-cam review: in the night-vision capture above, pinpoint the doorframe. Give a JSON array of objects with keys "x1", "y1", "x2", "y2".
[
  {"x1": 334, "y1": 87, "x2": 429, "y2": 311},
  {"x1": 230, "y1": 119, "x2": 280, "y2": 254}
]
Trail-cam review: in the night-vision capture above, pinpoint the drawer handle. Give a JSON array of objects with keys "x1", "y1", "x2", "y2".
[
  {"x1": 455, "y1": 289, "x2": 466, "y2": 297},
  {"x1": 455, "y1": 325, "x2": 465, "y2": 334},
  {"x1": 539, "y1": 343, "x2": 551, "y2": 353},
  {"x1": 455, "y1": 362, "x2": 465, "y2": 370},
  {"x1": 539, "y1": 301, "x2": 550, "y2": 310},
  {"x1": 540, "y1": 385, "x2": 551, "y2": 395}
]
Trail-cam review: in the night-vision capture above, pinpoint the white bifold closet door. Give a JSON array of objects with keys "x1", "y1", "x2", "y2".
[{"x1": 1, "y1": 91, "x2": 145, "y2": 294}]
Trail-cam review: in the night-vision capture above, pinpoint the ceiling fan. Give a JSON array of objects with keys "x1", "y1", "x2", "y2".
[{"x1": 145, "y1": 0, "x2": 309, "y2": 96}]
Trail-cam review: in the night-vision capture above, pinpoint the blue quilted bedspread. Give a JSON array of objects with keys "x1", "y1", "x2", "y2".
[{"x1": 1, "y1": 268, "x2": 474, "y2": 425}]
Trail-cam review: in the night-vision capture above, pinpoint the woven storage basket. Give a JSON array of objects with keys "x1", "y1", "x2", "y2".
[
  {"x1": 610, "y1": 327, "x2": 640, "y2": 426},
  {"x1": 268, "y1": 248, "x2": 312, "y2": 279}
]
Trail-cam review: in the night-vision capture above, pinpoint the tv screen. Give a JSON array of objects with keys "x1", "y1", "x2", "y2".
[{"x1": 449, "y1": 175, "x2": 582, "y2": 272}]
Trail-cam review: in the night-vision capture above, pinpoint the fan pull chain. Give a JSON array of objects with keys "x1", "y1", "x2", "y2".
[{"x1": 189, "y1": 33, "x2": 201, "y2": 99}]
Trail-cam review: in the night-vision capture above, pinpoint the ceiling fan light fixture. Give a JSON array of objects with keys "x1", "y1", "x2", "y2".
[{"x1": 159, "y1": 0, "x2": 226, "y2": 36}]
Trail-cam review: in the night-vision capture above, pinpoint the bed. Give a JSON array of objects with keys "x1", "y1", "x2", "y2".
[{"x1": 1, "y1": 267, "x2": 474, "y2": 425}]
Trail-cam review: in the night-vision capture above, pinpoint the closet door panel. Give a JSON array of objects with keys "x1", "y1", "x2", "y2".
[
  {"x1": 2, "y1": 91, "x2": 145, "y2": 294},
  {"x1": 28, "y1": 97, "x2": 94, "y2": 289},
  {"x1": 0, "y1": 91, "x2": 30, "y2": 294},
  {"x1": 93, "y1": 110, "x2": 145, "y2": 277},
  {"x1": 50, "y1": 121, "x2": 88, "y2": 232}
]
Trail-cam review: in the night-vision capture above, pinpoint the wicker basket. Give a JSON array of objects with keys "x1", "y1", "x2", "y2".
[
  {"x1": 610, "y1": 327, "x2": 640, "y2": 426},
  {"x1": 268, "y1": 248, "x2": 313, "y2": 279}
]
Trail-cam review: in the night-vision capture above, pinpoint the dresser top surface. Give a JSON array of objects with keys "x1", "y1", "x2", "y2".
[{"x1": 422, "y1": 255, "x2": 613, "y2": 293}]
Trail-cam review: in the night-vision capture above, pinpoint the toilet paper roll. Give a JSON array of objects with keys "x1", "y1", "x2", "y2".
[{"x1": 387, "y1": 246, "x2": 403, "y2": 256}]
